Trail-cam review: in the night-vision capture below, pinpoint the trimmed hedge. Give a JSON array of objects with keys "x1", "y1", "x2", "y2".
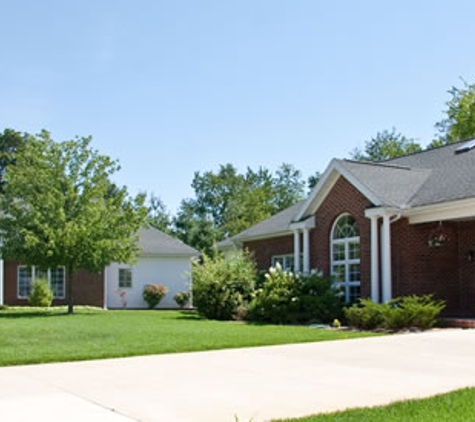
[{"x1": 344, "y1": 295, "x2": 446, "y2": 331}]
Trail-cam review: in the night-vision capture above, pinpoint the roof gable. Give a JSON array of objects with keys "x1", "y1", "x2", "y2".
[{"x1": 139, "y1": 226, "x2": 199, "y2": 256}]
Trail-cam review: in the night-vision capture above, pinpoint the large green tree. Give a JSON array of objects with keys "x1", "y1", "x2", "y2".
[
  {"x1": 174, "y1": 163, "x2": 306, "y2": 253},
  {"x1": 431, "y1": 78, "x2": 475, "y2": 147},
  {"x1": 0, "y1": 128, "x2": 30, "y2": 193},
  {"x1": 146, "y1": 193, "x2": 172, "y2": 234},
  {"x1": 0, "y1": 131, "x2": 147, "y2": 314},
  {"x1": 351, "y1": 128, "x2": 422, "y2": 161}
]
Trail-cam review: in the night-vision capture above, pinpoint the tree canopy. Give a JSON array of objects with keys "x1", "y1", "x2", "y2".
[
  {"x1": 172, "y1": 163, "x2": 306, "y2": 254},
  {"x1": 431, "y1": 78, "x2": 475, "y2": 147},
  {"x1": 0, "y1": 128, "x2": 30, "y2": 193},
  {"x1": 0, "y1": 131, "x2": 147, "y2": 313},
  {"x1": 351, "y1": 128, "x2": 422, "y2": 161}
]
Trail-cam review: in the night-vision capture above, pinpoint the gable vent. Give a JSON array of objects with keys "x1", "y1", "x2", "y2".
[{"x1": 455, "y1": 139, "x2": 475, "y2": 154}]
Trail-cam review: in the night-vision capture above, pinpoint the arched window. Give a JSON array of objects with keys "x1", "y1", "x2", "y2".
[{"x1": 331, "y1": 214, "x2": 360, "y2": 302}]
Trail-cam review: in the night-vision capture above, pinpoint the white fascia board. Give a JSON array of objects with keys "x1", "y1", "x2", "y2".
[
  {"x1": 365, "y1": 207, "x2": 402, "y2": 219},
  {"x1": 294, "y1": 159, "x2": 341, "y2": 221},
  {"x1": 289, "y1": 215, "x2": 316, "y2": 230},
  {"x1": 295, "y1": 159, "x2": 384, "y2": 221},
  {"x1": 140, "y1": 253, "x2": 200, "y2": 259},
  {"x1": 406, "y1": 197, "x2": 475, "y2": 224},
  {"x1": 234, "y1": 230, "x2": 293, "y2": 243}
]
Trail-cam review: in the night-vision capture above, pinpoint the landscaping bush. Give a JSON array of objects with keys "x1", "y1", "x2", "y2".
[
  {"x1": 28, "y1": 278, "x2": 53, "y2": 307},
  {"x1": 191, "y1": 251, "x2": 256, "y2": 320},
  {"x1": 174, "y1": 291, "x2": 190, "y2": 308},
  {"x1": 247, "y1": 263, "x2": 299, "y2": 324},
  {"x1": 295, "y1": 271, "x2": 343, "y2": 323},
  {"x1": 344, "y1": 298, "x2": 386, "y2": 330},
  {"x1": 344, "y1": 295, "x2": 446, "y2": 331},
  {"x1": 247, "y1": 266, "x2": 343, "y2": 324},
  {"x1": 142, "y1": 284, "x2": 168, "y2": 309},
  {"x1": 383, "y1": 295, "x2": 446, "y2": 330}
]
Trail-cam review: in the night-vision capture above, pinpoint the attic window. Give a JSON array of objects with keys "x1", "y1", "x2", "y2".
[{"x1": 455, "y1": 139, "x2": 475, "y2": 154}]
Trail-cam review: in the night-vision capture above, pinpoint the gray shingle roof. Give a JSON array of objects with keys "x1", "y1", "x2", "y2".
[
  {"x1": 217, "y1": 201, "x2": 305, "y2": 245},
  {"x1": 218, "y1": 140, "x2": 475, "y2": 244},
  {"x1": 139, "y1": 226, "x2": 199, "y2": 256},
  {"x1": 384, "y1": 141, "x2": 475, "y2": 206},
  {"x1": 337, "y1": 160, "x2": 431, "y2": 207}
]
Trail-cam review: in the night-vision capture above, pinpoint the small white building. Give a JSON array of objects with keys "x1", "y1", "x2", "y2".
[{"x1": 105, "y1": 226, "x2": 199, "y2": 309}]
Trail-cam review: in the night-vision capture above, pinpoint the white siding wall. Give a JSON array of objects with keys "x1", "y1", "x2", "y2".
[{"x1": 105, "y1": 256, "x2": 192, "y2": 309}]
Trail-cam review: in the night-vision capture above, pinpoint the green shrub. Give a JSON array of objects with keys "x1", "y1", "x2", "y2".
[
  {"x1": 384, "y1": 295, "x2": 445, "y2": 330},
  {"x1": 174, "y1": 291, "x2": 190, "y2": 308},
  {"x1": 247, "y1": 263, "x2": 298, "y2": 324},
  {"x1": 345, "y1": 295, "x2": 446, "y2": 331},
  {"x1": 344, "y1": 298, "x2": 386, "y2": 330},
  {"x1": 247, "y1": 266, "x2": 343, "y2": 324},
  {"x1": 142, "y1": 284, "x2": 168, "y2": 309},
  {"x1": 295, "y1": 271, "x2": 343, "y2": 323},
  {"x1": 28, "y1": 278, "x2": 53, "y2": 307},
  {"x1": 191, "y1": 251, "x2": 256, "y2": 320}
]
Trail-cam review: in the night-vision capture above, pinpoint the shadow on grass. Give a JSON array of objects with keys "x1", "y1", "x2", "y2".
[
  {"x1": 175, "y1": 310, "x2": 205, "y2": 321},
  {"x1": 0, "y1": 306, "x2": 105, "y2": 318}
]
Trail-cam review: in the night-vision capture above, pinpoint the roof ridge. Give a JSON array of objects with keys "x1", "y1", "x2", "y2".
[
  {"x1": 342, "y1": 159, "x2": 413, "y2": 171},
  {"x1": 382, "y1": 138, "x2": 474, "y2": 163}
]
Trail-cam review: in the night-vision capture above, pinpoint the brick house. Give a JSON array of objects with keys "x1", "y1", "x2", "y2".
[
  {"x1": 0, "y1": 227, "x2": 198, "y2": 308},
  {"x1": 219, "y1": 140, "x2": 475, "y2": 317}
]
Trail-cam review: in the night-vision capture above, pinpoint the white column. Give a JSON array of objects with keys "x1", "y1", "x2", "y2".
[
  {"x1": 303, "y1": 228, "x2": 310, "y2": 274},
  {"x1": 381, "y1": 214, "x2": 392, "y2": 303},
  {"x1": 293, "y1": 230, "x2": 301, "y2": 273},
  {"x1": 370, "y1": 216, "x2": 380, "y2": 303},
  {"x1": 0, "y1": 258, "x2": 3, "y2": 306}
]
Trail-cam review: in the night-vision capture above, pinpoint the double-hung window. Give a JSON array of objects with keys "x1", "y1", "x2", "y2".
[
  {"x1": 271, "y1": 254, "x2": 303, "y2": 272},
  {"x1": 17, "y1": 266, "x2": 66, "y2": 299},
  {"x1": 118, "y1": 268, "x2": 133, "y2": 288}
]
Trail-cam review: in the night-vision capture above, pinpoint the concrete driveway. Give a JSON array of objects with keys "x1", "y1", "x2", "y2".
[{"x1": 1, "y1": 329, "x2": 475, "y2": 422}]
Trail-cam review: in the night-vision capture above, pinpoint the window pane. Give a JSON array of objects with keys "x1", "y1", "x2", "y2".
[
  {"x1": 349, "y1": 264, "x2": 360, "y2": 282},
  {"x1": 349, "y1": 285, "x2": 361, "y2": 303},
  {"x1": 332, "y1": 265, "x2": 346, "y2": 283},
  {"x1": 333, "y1": 215, "x2": 359, "y2": 239},
  {"x1": 332, "y1": 243, "x2": 346, "y2": 261},
  {"x1": 18, "y1": 267, "x2": 32, "y2": 298},
  {"x1": 50, "y1": 268, "x2": 65, "y2": 298},
  {"x1": 36, "y1": 268, "x2": 48, "y2": 281},
  {"x1": 119, "y1": 268, "x2": 132, "y2": 288},
  {"x1": 348, "y1": 242, "x2": 360, "y2": 260}
]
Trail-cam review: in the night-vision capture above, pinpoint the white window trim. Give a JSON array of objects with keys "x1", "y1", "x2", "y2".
[
  {"x1": 17, "y1": 266, "x2": 66, "y2": 299},
  {"x1": 118, "y1": 267, "x2": 133, "y2": 289},
  {"x1": 330, "y1": 214, "x2": 361, "y2": 302},
  {"x1": 271, "y1": 253, "x2": 303, "y2": 272}
]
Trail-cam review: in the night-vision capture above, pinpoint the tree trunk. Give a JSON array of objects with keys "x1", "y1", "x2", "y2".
[{"x1": 67, "y1": 266, "x2": 74, "y2": 314}]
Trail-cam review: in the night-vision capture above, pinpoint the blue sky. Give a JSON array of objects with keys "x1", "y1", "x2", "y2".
[{"x1": 2, "y1": 1, "x2": 475, "y2": 212}]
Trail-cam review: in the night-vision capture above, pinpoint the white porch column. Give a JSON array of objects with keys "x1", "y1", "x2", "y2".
[
  {"x1": 381, "y1": 214, "x2": 392, "y2": 303},
  {"x1": 303, "y1": 228, "x2": 310, "y2": 274},
  {"x1": 370, "y1": 216, "x2": 380, "y2": 303},
  {"x1": 293, "y1": 230, "x2": 301, "y2": 273}
]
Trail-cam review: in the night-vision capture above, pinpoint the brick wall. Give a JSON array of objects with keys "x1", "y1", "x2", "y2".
[
  {"x1": 391, "y1": 219, "x2": 459, "y2": 313},
  {"x1": 457, "y1": 221, "x2": 475, "y2": 316},
  {"x1": 3, "y1": 261, "x2": 104, "y2": 307},
  {"x1": 243, "y1": 235, "x2": 295, "y2": 272},
  {"x1": 310, "y1": 176, "x2": 372, "y2": 297}
]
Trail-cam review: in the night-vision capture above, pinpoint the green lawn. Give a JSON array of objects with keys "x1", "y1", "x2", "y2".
[
  {"x1": 0, "y1": 307, "x2": 377, "y2": 366},
  {"x1": 275, "y1": 387, "x2": 475, "y2": 422}
]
